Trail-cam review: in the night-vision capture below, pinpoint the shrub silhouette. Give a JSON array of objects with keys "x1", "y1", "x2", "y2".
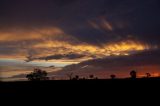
[
  {"x1": 75, "y1": 75, "x2": 79, "y2": 80},
  {"x1": 89, "y1": 75, "x2": 94, "y2": 79},
  {"x1": 110, "y1": 74, "x2": 116, "y2": 79},
  {"x1": 146, "y1": 73, "x2": 151, "y2": 78},
  {"x1": 67, "y1": 73, "x2": 73, "y2": 80},
  {"x1": 26, "y1": 68, "x2": 48, "y2": 81},
  {"x1": 72, "y1": 75, "x2": 79, "y2": 80},
  {"x1": 130, "y1": 70, "x2": 137, "y2": 79}
]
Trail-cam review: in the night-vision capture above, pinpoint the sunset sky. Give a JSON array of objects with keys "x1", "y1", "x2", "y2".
[{"x1": 0, "y1": 0, "x2": 160, "y2": 80}]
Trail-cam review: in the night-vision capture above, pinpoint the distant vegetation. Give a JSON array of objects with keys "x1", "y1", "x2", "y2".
[
  {"x1": 130, "y1": 70, "x2": 137, "y2": 79},
  {"x1": 110, "y1": 74, "x2": 116, "y2": 79},
  {"x1": 26, "y1": 68, "x2": 49, "y2": 81},
  {"x1": 26, "y1": 68, "x2": 156, "y2": 81}
]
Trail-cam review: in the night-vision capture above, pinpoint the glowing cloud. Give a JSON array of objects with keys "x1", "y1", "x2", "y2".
[
  {"x1": 0, "y1": 27, "x2": 64, "y2": 42},
  {"x1": 25, "y1": 38, "x2": 152, "y2": 62},
  {"x1": 0, "y1": 27, "x2": 156, "y2": 62}
]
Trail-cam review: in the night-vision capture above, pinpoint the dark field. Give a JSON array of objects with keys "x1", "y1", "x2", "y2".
[{"x1": 1, "y1": 78, "x2": 160, "y2": 98}]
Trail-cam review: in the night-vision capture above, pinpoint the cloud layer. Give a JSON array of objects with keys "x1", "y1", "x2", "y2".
[
  {"x1": 0, "y1": 27, "x2": 152, "y2": 61},
  {"x1": 58, "y1": 50, "x2": 160, "y2": 78},
  {"x1": 0, "y1": 0, "x2": 160, "y2": 62}
]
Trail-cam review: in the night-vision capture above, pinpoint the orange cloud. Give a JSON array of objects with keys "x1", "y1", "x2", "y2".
[
  {"x1": 3, "y1": 39, "x2": 153, "y2": 61},
  {"x1": 0, "y1": 26, "x2": 156, "y2": 62},
  {"x1": 0, "y1": 27, "x2": 64, "y2": 42},
  {"x1": 29, "y1": 39, "x2": 152, "y2": 62}
]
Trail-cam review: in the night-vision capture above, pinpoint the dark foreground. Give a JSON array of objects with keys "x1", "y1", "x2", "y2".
[{"x1": 1, "y1": 78, "x2": 160, "y2": 98}]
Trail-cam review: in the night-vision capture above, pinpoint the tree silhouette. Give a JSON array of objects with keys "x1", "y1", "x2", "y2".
[
  {"x1": 110, "y1": 74, "x2": 116, "y2": 79},
  {"x1": 89, "y1": 75, "x2": 94, "y2": 79},
  {"x1": 26, "y1": 68, "x2": 48, "y2": 81},
  {"x1": 146, "y1": 73, "x2": 151, "y2": 78},
  {"x1": 67, "y1": 73, "x2": 73, "y2": 80},
  {"x1": 94, "y1": 77, "x2": 98, "y2": 80},
  {"x1": 130, "y1": 70, "x2": 137, "y2": 79},
  {"x1": 72, "y1": 75, "x2": 79, "y2": 80},
  {"x1": 82, "y1": 77, "x2": 86, "y2": 80},
  {"x1": 75, "y1": 75, "x2": 79, "y2": 80}
]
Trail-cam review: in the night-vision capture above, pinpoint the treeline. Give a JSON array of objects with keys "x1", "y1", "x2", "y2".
[{"x1": 26, "y1": 68, "x2": 155, "y2": 81}]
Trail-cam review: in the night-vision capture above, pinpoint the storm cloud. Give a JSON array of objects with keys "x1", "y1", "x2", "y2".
[
  {"x1": 0, "y1": 0, "x2": 160, "y2": 61},
  {"x1": 0, "y1": 0, "x2": 160, "y2": 44}
]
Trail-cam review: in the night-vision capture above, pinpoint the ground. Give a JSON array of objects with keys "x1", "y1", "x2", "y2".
[{"x1": 1, "y1": 77, "x2": 160, "y2": 97}]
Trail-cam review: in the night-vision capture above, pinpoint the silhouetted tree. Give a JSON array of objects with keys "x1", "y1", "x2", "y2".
[
  {"x1": 110, "y1": 74, "x2": 116, "y2": 79},
  {"x1": 72, "y1": 75, "x2": 79, "y2": 80},
  {"x1": 94, "y1": 77, "x2": 98, "y2": 80},
  {"x1": 26, "y1": 68, "x2": 48, "y2": 81},
  {"x1": 75, "y1": 75, "x2": 79, "y2": 80},
  {"x1": 82, "y1": 77, "x2": 86, "y2": 80},
  {"x1": 130, "y1": 70, "x2": 137, "y2": 79},
  {"x1": 67, "y1": 73, "x2": 73, "y2": 80},
  {"x1": 89, "y1": 75, "x2": 94, "y2": 79},
  {"x1": 146, "y1": 73, "x2": 151, "y2": 78}
]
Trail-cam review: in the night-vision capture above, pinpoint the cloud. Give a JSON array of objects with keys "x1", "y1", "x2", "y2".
[
  {"x1": 0, "y1": 27, "x2": 155, "y2": 61},
  {"x1": 80, "y1": 49, "x2": 160, "y2": 67},
  {"x1": 0, "y1": 0, "x2": 159, "y2": 63},
  {"x1": 24, "y1": 38, "x2": 153, "y2": 62},
  {"x1": 1, "y1": 0, "x2": 160, "y2": 79},
  {"x1": 0, "y1": 27, "x2": 64, "y2": 42},
  {"x1": 39, "y1": 53, "x2": 87, "y2": 60},
  {"x1": 57, "y1": 49, "x2": 160, "y2": 78},
  {"x1": 89, "y1": 17, "x2": 113, "y2": 31}
]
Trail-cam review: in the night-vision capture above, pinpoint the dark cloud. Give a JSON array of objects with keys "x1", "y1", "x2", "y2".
[
  {"x1": 81, "y1": 50, "x2": 160, "y2": 67},
  {"x1": 61, "y1": 49, "x2": 160, "y2": 73},
  {"x1": 0, "y1": 47, "x2": 18, "y2": 55},
  {"x1": 45, "y1": 49, "x2": 160, "y2": 79},
  {"x1": 0, "y1": 0, "x2": 160, "y2": 72},
  {"x1": 38, "y1": 53, "x2": 87, "y2": 60},
  {"x1": 0, "y1": 39, "x2": 43, "y2": 56},
  {"x1": 0, "y1": 0, "x2": 160, "y2": 46}
]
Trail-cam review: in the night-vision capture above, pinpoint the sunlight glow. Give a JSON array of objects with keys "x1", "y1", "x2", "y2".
[{"x1": 0, "y1": 27, "x2": 153, "y2": 61}]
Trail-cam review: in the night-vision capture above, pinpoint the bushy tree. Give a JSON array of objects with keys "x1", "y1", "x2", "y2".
[
  {"x1": 130, "y1": 70, "x2": 137, "y2": 79},
  {"x1": 110, "y1": 74, "x2": 116, "y2": 79},
  {"x1": 26, "y1": 68, "x2": 48, "y2": 81},
  {"x1": 146, "y1": 73, "x2": 151, "y2": 78}
]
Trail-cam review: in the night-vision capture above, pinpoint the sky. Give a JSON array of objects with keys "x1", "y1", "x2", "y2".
[{"x1": 0, "y1": 0, "x2": 160, "y2": 79}]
